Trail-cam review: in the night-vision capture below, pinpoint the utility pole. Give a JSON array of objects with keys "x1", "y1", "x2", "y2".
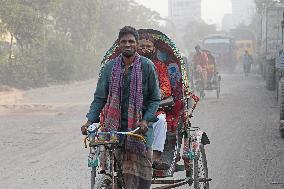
[{"x1": 282, "y1": 12, "x2": 284, "y2": 45}]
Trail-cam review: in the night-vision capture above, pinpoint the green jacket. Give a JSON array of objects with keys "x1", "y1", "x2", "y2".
[{"x1": 86, "y1": 56, "x2": 161, "y2": 131}]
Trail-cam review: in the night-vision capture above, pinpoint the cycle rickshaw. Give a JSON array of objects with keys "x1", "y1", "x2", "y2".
[
  {"x1": 193, "y1": 50, "x2": 221, "y2": 99},
  {"x1": 83, "y1": 29, "x2": 211, "y2": 189}
]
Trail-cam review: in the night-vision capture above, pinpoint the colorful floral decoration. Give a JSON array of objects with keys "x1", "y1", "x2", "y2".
[{"x1": 99, "y1": 29, "x2": 192, "y2": 97}]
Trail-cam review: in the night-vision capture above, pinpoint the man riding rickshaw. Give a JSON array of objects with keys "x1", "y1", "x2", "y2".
[
  {"x1": 81, "y1": 27, "x2": 211, "y2": 189},
  {"x1": 192, "y1": 45, "x2": 221, "y2": 98},
  {"x1": 193, "y1": 45, "x2": 208, "y2": 89},
  {"x1": 203, "y1": 50, "x2": 217, "y2": 87}
]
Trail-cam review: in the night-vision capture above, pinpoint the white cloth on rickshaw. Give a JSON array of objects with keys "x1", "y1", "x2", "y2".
[{"x1": 152, "y1": 113, "x2": 167, "y2": 152}]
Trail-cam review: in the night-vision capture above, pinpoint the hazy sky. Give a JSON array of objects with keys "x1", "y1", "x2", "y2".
[{"x1": 135, "y1": 0, "x2": 232, "y2": 25}]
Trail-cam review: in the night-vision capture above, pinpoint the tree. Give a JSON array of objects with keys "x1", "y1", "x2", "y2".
[
  {"x1": 0, "y1": 0, "x2": 163, "y2": 87},
  {"x1": 94, "y1": 0, "x2": 161, "y2": 52},
  {"x1": 0, "y1": 0, "x2": 58, "y2": 48},
  {"x1": 54, "y1": 0, "x2": 162, "y2": 76},
  {"x1": 183, "y1": 20, "x2": 217, "y2": 51}
]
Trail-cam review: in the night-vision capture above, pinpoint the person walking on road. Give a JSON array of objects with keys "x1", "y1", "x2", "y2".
[{"x1": 242, "y1": 50, "x2": 253, "y2": 76}]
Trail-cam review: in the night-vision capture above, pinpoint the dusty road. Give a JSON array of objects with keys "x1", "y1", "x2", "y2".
[{"x1": 0, "y1": 69, "x2": 283, "y2": 189}]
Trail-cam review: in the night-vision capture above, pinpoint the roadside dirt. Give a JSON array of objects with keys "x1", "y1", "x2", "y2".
[{"x1": 0, "y1": 70, "x2": 283, "y2": 189}]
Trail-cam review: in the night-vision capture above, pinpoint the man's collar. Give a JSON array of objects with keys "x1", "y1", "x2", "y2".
[
  {"x1": 121, "y1": 52, "x2": 138, "y2": 68},
  {"x1": 121, "y1": 61, "x2": 134, "y2": 68}
]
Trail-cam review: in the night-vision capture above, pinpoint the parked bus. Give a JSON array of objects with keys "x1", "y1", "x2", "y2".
[{"x1": 202, "y1": 34, "x2": 237, "y2": 72}]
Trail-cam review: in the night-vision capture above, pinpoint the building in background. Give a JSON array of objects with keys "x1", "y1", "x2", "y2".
[
  {"x1": 232, "y1": 0, "x2": 255, "y2": 27},
  {"x1": 168, "y1": 0, "x2": 202, "y2": 31},
  {"x1": 221, "y1": 13, "x2": 234, "y2": 32}
]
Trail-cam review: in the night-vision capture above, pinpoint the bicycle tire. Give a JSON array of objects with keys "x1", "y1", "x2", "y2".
[
  {"x1": 91, "y1": 167, "x2": 96, "y2": 189},
  {"x1": 92, "y1": 174, "x2": 112, "y2": 189},
  {"x1": 193, "y1": 144, "x2": 209, "y2": 189},
  {"x1": 279, "y1": 79, "x2": 284, "y2": 120}
]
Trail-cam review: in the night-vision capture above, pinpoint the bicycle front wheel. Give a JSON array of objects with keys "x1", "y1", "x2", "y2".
[
  {"x1": 91, "y1": 167, "x2": 96, "y2": 188},
  {"x1": 92, "y1": 173, "x2": 112, "y2": 189},
  {"x1": 193, "y1": 144, "x2": 209, "y2": 189}
]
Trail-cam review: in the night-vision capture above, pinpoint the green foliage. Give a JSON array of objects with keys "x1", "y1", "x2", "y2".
[
  {"x1": 95, "y1": 0, "x2": 161, "y2": 46},
  {"x1": 45, "y1": 32, "x2": 76, "y2": 81},
  {"x1": 0, "y1": 0, "x2": 162, "y2": 88},
  {"x1": 0, "y1": 0, "x2": 46, "y2": 46},
  {"x1": 0, "y1": 50, "x2": 46, "y2": 89},
  {"x1": 183, "y1": 20, "x2": 217, "y2": 51}
]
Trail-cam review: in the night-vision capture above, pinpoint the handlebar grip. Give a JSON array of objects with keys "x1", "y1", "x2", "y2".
[
  {"x1": 127, "y1": 133, "x2": 146, "y2": 142},
  {"x1": 131, "y1": 127, "x2": 140, "y2": 133}
]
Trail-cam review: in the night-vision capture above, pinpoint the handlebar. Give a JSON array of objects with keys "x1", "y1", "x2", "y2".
[
  {"x1": 84, "y1": 126, "x2": 145, "y2": 148},
  {"x1": 97, "y1": 127, "x2": 145, "y2": 142}
]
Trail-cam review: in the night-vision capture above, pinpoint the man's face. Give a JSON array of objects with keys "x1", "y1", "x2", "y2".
[
  {"x1": 119, "y1": 34, "x2": 137, "y2": 58},
  {"x1": 138, "y1": 39, "x2": 155, "y2": 59}
]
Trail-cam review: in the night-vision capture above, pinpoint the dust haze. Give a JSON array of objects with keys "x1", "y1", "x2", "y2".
[{"x1": 0, "y1": 0, "x2": 283, "y2": 189}]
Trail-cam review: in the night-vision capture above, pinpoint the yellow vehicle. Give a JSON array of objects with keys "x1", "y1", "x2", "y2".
[{"x1": 235, "y1": 40, "x2": 255, "y2": 62}]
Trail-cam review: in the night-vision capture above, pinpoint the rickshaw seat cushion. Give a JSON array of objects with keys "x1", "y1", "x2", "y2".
[{"x1": 159, "y1": 96, "x2": 174, "y2": 107}]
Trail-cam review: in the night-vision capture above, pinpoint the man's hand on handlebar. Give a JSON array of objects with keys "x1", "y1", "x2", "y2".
[
  {"x1": 136, "y1": 120, "x2": 148, "y2": 135},
  {"x1": 81, "y1": 121, "x2": 92, "y2": 135}
]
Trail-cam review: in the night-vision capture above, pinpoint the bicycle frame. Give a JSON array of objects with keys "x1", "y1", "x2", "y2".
[{"x1": 85, "y1": 126, "x2": 144, "y2": 189}]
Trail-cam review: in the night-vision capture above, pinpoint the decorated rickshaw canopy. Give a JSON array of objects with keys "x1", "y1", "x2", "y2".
[{"x1": 99, "y1": 29, "x2": 191, "y2": 99}]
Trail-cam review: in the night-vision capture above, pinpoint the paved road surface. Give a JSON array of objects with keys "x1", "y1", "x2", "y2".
[{"x1": 0, "y1": 70, "x2": 283, "y2": 189}]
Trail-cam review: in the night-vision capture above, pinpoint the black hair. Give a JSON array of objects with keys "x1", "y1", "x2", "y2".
[
  {"x1": 195, "y1": 45, "x2": 201, "y2": 50},
  {"x1": 118, "y1": 26, "x2": 139, "y2": 41},
  {"x1": 139, "y1": 33, "x2": 155, "y2": 44}
]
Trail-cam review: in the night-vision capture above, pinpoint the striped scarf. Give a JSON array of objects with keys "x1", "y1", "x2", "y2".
[{"x1": 104, "y1": 53, "x2": 143, "y2": 131}]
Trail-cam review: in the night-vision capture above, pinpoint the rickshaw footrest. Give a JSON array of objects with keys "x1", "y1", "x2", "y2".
[{"x1": 151, "y1": 177, "x2": 211, "y2": 189}]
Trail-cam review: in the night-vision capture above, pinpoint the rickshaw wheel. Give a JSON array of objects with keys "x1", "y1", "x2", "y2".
[
  {"x1": 92, "y1": 174, "x2": 113, "y2": 189},
  {"x1": 193, "y1": 144, "x2": 209, "y2": 189}
]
